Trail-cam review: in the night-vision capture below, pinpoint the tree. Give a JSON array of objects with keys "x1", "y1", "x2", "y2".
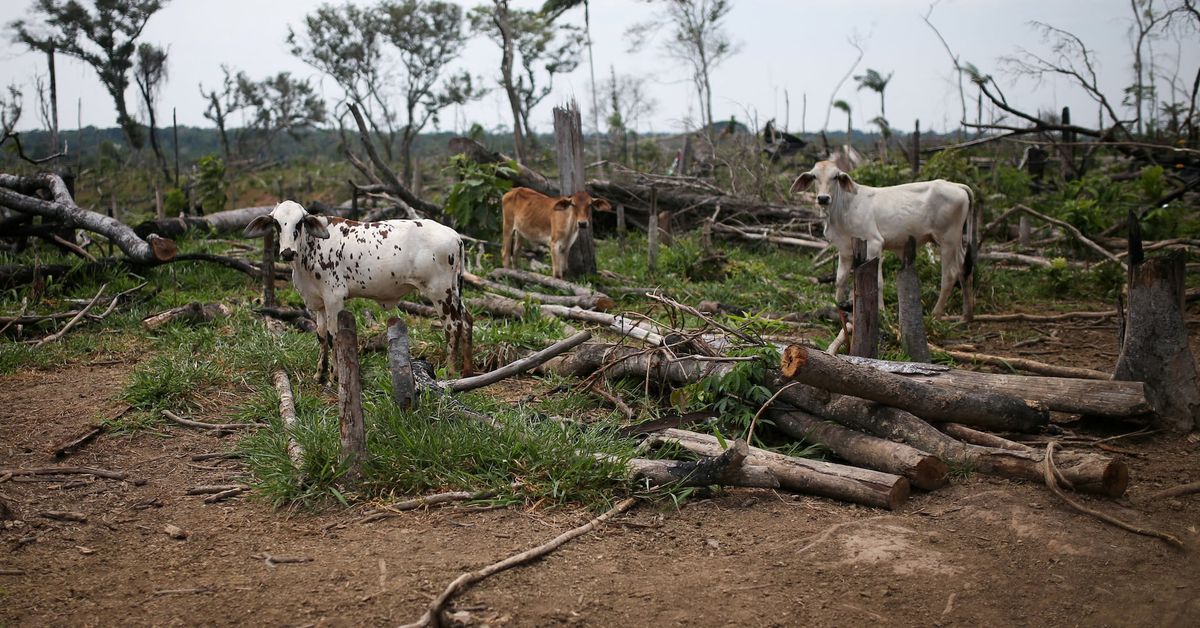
[
  {"x1": 10, "y1": 0, "x2": 166, "y2": 150},
  {"x1": 1, "y1": 85, "x2": 23, "y2": 136},
  {"x1": 199, "y1": 65, "x2": 243, "y2": 162},
  {"x1": 542, "y1": 0, "x2": 602, "y2": 157},
  {"x1": 9, "y1": 22, "x2": 59, "y2": 151},
  {"x1": 629, "y1": 0, "x2": 738, "y2": 135},
  {"x1": 381, "y1": 0, "x2": 479, "y2": 185},
  {"x1": 599, "y1": 66, "x2": 656, "y2": 164},
  {"x1": 833, "y1": 99, "x2": 852, "y2": 142},
  {"x1": 133, "y1": 42, "x2": 169, "y2": 179},
  {"x1": 471, "y1": 1, "x2": 582, "y2": 162},
  {"x1": 288, "y1": 2, "x2": 394, "y2": 158},
  {"x1": 236, "y1": 72, "x2": 326, "y2": 155},
  {"x1": 854, "y1": 68, "x2": 893, "y2": 119}
]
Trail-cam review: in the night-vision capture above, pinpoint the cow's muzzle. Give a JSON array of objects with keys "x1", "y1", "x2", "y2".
[
  {"x1": 280, "y1": 248, "x2": 296, "y2": 261},
  {"x1": 816, "y1": 195, "x2": 831, "y2": 206}
]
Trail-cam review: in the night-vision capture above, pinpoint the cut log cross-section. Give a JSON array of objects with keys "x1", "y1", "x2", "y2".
[{"x1": 780, "y1": 344, "x2": 1049, "y2": 432}]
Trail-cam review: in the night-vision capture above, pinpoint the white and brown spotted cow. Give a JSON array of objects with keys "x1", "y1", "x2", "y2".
[{"x1": 246, "y1": 201, "x2": 472, "y2": 381}]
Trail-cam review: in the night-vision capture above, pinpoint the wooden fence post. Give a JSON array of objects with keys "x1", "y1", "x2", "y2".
[
  {"x1": 648, "y1": 188, "x2": 659, "y2": 275},
  {"x1": 261, "y1": 230, "x2": 276, "y2": 308},
  {"x1": 896, "y1": 237, "x2": 931, "y2": 363},
  {"x1": 910, "y1": 120, "x2": 920, "y2": 178},
  {"x1": 850, "y1": 238, "x2": 879, "y2": 358},
  {"x1": 336, "y1": 310, "x2": 366, "y2": 483},
  {"x1": 554, "y1": 101, "x2": 596, "y2": 278},
  {"x1": 387, "y1": 316, "x2": 417, "y2": 411}
]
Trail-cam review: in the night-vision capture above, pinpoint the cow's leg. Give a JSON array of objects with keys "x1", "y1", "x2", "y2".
[
  {"x1": 931, "y1": 238, "x2": 965, "y2": 318},
  {"x1": 834, "y1": 249, "x2": 853, "y2": 306},
  {"x1": 321, "y1": 300, "x2": 345, "y2": 384},
  {"x1": 867, "y1": 238, "x2": 886, "y2": 312},
  {"x1": 430, "y1": 284, "x2": 473, "y2": 376},
  {"x1": 551, "y1": 240, "x2": 569, "y2": 279},
  {"x1": 309, "y1": 304, "x2": 330, "y2": 385}
]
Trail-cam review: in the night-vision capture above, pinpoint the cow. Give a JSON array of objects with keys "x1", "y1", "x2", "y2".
[
  {"x1": 501, "y1": 187, "x2": 611, "y2": 278},
  {"x1": 790, "y1": 160, "x2": 974, "y2": 317},
  {"x1": 245, "y1": 201, "x2": 472, "y2": 381}
]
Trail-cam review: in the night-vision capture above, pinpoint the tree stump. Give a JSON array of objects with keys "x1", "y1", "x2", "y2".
[
  {"x1": 896, "y1": 237, "x2": 931, "y2": 362},
  {"x1": 554, "y1": 102, "x2": 596, "y2": 278},
  {"x1": 850, "y1": 239, "x2": 879, "y2": 358},
  {"x1": 261, "y1": 230, "x2": 276, "y2": 308},
  {"x1": 336, "y1": 311, "x2": 366, "y2": 482},
  {"x1": 387, "y1": 317, "x2": 417, "y2": 411},
  {"x1": 1113, "y1": 251, "x2": 1200, "y2": 432}
]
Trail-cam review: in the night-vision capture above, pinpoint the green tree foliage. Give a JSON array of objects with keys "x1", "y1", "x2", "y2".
[
  {"x1": 236, "y1": 72, "x2": 326, "y2": 156},
  {"x1": 133, "y1": 42, "x2": 169, "y2": 179},
  {"x1": 10, "y1": 0, "x2": 166, "y2": 150},
  {"x1": 195, "y1": 154, "x2": 226, "y2": 214},
  {"x1": 471, "y1": 1, "x2": 582, "y2": 157},
  {"x1": 854, "y1": 68, "x2": 893, "y2": 118},
  {"x1": 444, "y1": 153, "x2": 516, "y2": 240}
]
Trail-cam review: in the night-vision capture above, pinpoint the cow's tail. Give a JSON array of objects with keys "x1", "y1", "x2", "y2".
[{"x1": 962, "y1": 183, "x2": 976, "y2": 283}]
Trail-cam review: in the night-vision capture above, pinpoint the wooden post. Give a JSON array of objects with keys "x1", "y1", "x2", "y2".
[
  {"x1": 657, "y1": 210, "x2": 673, "y2": 246},
  {"x1": 910, "y1": 119, "x2": 920, "y2": 178},
  {"x1": 849, "y1": 238, "x2": 879, "y2": 358},
  {"x1": 276, "y1": 177, "x2": 285, "y2": 203},
  {"x1": 1018, "y1": 215, "x2": 1031, "y2": 248},
  {"x1": 335, "y1": 310, "x2": 366, "y2": 483},
  {"x1": 679, "y1": 135, "x2": 693, "y2": 176},
  {"x1": 896, "y1": 237, "x2": 931, "y2": 362},
  {"x1": 387, "y1": 317, "x2": 417, "y2": 411},
  {"x1": 261, "y1": 230, "x2": 276, "y2": 308},
  {"x1": 172, "y1": 108, "x2": 179, "y2": 188},
  {"x1": 647, "y1": 188, "x2": 659, "y2": 275},
  {"x1": 1061, "y1": 106, "x2": 1074, "y2": 179},
  {"x1": 350, "y1": 183, "x2": 359, "y2": 218},
  {"x1": 554, "y1": 102, "x2": 596, "y2": 278},
  {"x1": 616, "y1": 202, "x2": 626, "y2": 238},
  {"x1": 154, "y1": 182, "x2": 164, "y2": 219}
]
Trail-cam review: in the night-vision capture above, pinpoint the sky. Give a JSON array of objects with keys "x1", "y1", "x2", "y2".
[{"x1": 1, "y1": 0, "x2": 1196, "y2": 138}]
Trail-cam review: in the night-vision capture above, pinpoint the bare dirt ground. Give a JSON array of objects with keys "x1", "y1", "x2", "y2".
[{"x1": 2, "y1": 318, "x2": 1199, "y2": 627}]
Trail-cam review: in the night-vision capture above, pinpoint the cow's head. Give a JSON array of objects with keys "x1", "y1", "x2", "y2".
[
  {"x1": 554, "y1": 192, "x2": 612, "y2": 226},
  {"x1": 790, "y1": 161, "x2": 857, "y2": 210},
  {"x1": 243, "y1": 200, "x2": 329, "y2": 261}
]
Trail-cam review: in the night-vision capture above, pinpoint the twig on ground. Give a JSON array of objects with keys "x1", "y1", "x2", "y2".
[
  {"x1": 399, "y1": 497, "x2": 638, "y2": 628},
  {"x1": 161, "y1": 410, "x2": 266, "y2": 431},
  {"x1": 1139, "y1": 481, "x2": 1200, "y2": 503},
  {"x1": 0, "y1": 466, "x2": 139, "y2": 483},
  {"x1": 253, "y1": 554, "x2": 314, "y2": 567},
  {"x1": 1042, "y1": 442, "x2": 1182, "y2": 548},
  {"x1": 359, "y1": 490, "x2": 498, "y2": 523},
  {"x1": 186, "y1": 485, "x2": 249, "y2": 495},
  {"x1": 30, "y1": 283, "x2": 107, "y2": 347},
  {"x1": 51, "y1": 424, "x2": 106, "y2": 458}
]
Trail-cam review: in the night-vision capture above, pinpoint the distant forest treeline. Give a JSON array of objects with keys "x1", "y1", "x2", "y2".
[{"x1": 2, "y1": 124, "x2": 944, "y2": 171}]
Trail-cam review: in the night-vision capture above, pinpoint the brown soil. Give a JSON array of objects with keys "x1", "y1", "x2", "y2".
[{"x1": 2, "y1": 321, "x2": 1199, "y2": 627}]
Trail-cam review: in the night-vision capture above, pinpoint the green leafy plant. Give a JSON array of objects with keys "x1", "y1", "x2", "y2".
[
  {"x1": 444, "y1": 153, "x2": 516, "y2": 240},
  {"x1": 851, "y1": 161, "x2": 909, "y2": 187},
  {"x1": 196, "y1": 154, "x2": 227, "y2": 213}
]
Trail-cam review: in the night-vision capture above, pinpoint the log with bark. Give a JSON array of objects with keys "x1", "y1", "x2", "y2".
[
  {"x1": 133, "y1": 205, "x2": 274, "y2": 238},
  {"x1": 626, "y1": 439, "x2": 778, "y2": 489},
  {"x1": 443, "y1": 330, "x2": 592, "y2": 393},
  {"x1": 771, "y1": 410, "x2": 948, "y2": 491},
  {"x1": 903, "y1": 369, "x2": 1151, "y2": 418},
  {"x1": 142, "y1": 303, "x2": 233, "y2": 330},
  {"x1": 709, "y1": 222, "x2": 827, "y2": 250},
  {"x1": 780, "y1": 344, "x2": 1048, "y2": 432},
  {"x1": 463, "y1": 272, "x2": 614, "y2": 310},
  {"x1": 587, "y1": 179, "x2": 820, "y2": 226},
  {"x1": 336, "y1": 310, "x2": 366, "y2": 483},
  {"x1": 649, "y1": 428, "x2": 909, "y2": 510},
  {"x1": 896, "y1": 237, "x2": 931, "y2": 363},
  {"x1": 0, "y1": 172, "x2": 175, "y2": 263},
  {"x1": 487, "y1": 267, "x2": 610, "y2": 299},
  {"x1": 819, "y1": 397, "x2": 1129, "y2": 497},
  {"x1": 930, "y1": 344, "x2": 1111, "y2": 380}
]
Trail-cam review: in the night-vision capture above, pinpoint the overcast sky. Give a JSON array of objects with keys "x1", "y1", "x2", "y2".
[{"x1": 1, "y1": 0, "x2": 1196, "y2": 138}]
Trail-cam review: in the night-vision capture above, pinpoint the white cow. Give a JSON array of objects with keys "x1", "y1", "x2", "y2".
[
  {"x1": 246, "y1": 201, "x2": 472, "y2": 380},
  {"x1": 791, "y1": 161, "x2": 974, "y2": 317}
]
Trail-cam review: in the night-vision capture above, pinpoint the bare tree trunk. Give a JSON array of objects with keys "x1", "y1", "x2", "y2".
[
  {"x1": 555, "y1": 103, "x2": 595, "y2": 278},
  {"x1": 896, "y1": 237, "x2": 931, "y2": 362},
  {"x1": 496, "y1": 5, "x2": 526, "y2": 164},
  {"x1": 47, "y1": 46, "x2": 59, "y2": 152}
]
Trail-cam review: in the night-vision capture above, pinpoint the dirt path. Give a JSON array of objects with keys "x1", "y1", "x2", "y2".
[{"x1": 2, "y1": 333, "x2": 1199, "y2": 626}]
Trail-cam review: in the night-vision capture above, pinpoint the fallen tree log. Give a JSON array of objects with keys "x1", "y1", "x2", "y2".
[
  {"x1": 487, "y1": 267, "x2": 610, "y2": 298},
  {"x1": 819, "y1": 397, "x2": 1129, "y2": 497},
  {"x1": 930, "y1": 344, "x2": 1111, "y2": 380},
  {"x1": 444, "y1": 330, "x2": 592, "y2": 392},
  {"x1": 463, "y1": 272, "x2": 614, "y2": 310},
  {"x1": 903, "y1": 368, "x2": 1151, "y2": 418},
  {"x1": 586, "y1": 179, "x2": 821, "y2": 225},
  {"x1": 133, "y1": 205, "x2": 274, "y2": 238},
  {"x1": 650, "y1": 428, "x2": 909, "y2": 510},
  {"x1": 142, "y1": 303, "x2": 233, "y2": 330},
  {"x1": 780, "y1": 344, "x2": 1048, "y2": 432},
  {"x1": 627, "y1": 439, "x2": 777, "y2": 488},
  {"x1": 0, "y1": 172, "x2": 175, "y2": 263},
  {"x1": 771, "y1": 410, "x2": 948, "y2": 491},
  {"x1": 710, "y1": 222, "x2": 826, "y2": 250},
  {"x1": 945, "y1": 309, "x2": 1117, "y2": 323}
]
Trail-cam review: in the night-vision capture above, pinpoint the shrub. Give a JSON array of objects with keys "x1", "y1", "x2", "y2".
[{"x1": 444, "y1": 153, "x2": 516, "y2": 241}]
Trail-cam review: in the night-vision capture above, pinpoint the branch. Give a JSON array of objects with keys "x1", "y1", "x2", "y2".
[
  {"x1": 1, "y1": 132, "x2": 65, "y2": 165},
  {"x1": 345, "y1": 103, "x2": 437, "y2": 218}
]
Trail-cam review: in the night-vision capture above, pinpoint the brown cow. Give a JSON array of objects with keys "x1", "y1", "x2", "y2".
[{"x1": 501, "y1": 187, "x2": 611, "y2": 278}]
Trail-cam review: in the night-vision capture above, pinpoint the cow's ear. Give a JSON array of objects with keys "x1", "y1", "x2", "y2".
[
  {"x1": 790, "y1": 172, "x2": 815, "y2": 194},
  {"x1": 590, "y1": 199, "x2": 612, "y2": 212},
  {"x1": 244, "y1": 215, "x2": 276, "y2": 238},
  {"x1": 552, "y1": 198, "x2": 573, "y2": 211},
  {"x1": 302, "y1": 215, "x2": 330, "y2": 239},
  {"x1": 836, "y1": 172, "x2": 857, "y2": 193}
]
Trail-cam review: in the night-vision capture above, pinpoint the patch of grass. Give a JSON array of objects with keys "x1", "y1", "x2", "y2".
[{"x1": 122, "y1": 352, "x2": 224, "y2": 413}]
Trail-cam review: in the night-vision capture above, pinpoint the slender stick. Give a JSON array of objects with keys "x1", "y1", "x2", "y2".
[
  {"x1": 445, "y1": 331, "x2": 592, "y2": 392},
  {"x1": 161, "y1": 410, "x2": 266, "y2": 431},
  {"x1": 399, "y1": 497, "x2": 637, "y2": 628},
  {"x1": 32, "y1": 283, "x2": 107, "y2": 347}
]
